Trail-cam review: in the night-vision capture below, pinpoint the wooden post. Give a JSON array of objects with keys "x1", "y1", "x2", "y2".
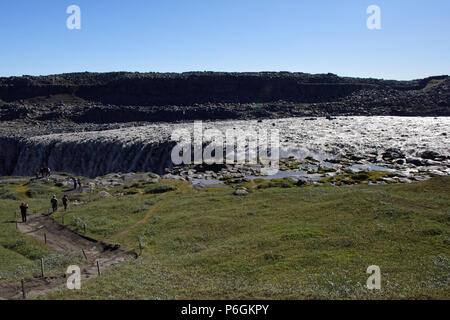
[
  {"x1": 82, "y1": 249, "x2": 88, "y2": 261},
  {"x1": 21, "y1": 279, "x2": 26, "y2": 299},
  {"x1": 44, "y1": 233, "x2": 47, "y2": 244},
  {"x1": 96, "y1": 261, "x2": 101, "y2": 276},
  {"x1": 40, "y1": 258, "x2": 45, "y2": 278},
  {"x1": 83, "y1": 223, "x2": 86, "y2": 233},
  {"x1": 139, "y1": 240, "x2": 142, "y2": 256},
  {"x1": 15, "y1": 220, "x2": 18, "y2": 229}
]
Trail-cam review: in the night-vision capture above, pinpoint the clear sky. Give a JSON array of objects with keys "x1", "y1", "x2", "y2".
[{"x1": 0, "y1": 0, "x2": 449, "y2": 80}]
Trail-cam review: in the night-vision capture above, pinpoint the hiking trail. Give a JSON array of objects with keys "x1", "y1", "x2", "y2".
[{"x1": 0, "y1": 204, "x2": 137, "y2": 300}]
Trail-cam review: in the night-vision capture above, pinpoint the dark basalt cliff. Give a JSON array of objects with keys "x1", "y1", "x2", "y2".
[{"x1": 0, "y1": 72, "x2": 449, "y2": 123}]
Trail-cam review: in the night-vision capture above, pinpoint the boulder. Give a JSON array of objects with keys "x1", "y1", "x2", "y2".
[
  {"x1": 233, "y1": 188, "x2": 249, "y2": 196},
  {"x1": 382, "y1": 148, "x2": 405, "y2": 161},
  {"x1": 420, "y1": 151, "x2": 445, "y2": 161},
  {"x1": 406, "y1": 158, "x2": 424, "y2": 166}
]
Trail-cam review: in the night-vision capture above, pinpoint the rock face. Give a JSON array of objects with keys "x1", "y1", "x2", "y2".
[
  {"x1": 0, "y1": 133, "x2": 175, "y2": 178},
  {"x1": 0, "y1": 72, "x2": 449, "y2": 123}
]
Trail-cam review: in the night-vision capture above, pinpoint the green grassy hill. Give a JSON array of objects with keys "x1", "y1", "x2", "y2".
[{"x1": 1, "y1": 176, "x2": 449, "y2": 299}]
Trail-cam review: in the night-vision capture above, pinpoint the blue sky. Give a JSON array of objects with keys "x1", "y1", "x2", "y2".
[{"x1": 0, "y1": 0, "x2": 449, "y2": 80}]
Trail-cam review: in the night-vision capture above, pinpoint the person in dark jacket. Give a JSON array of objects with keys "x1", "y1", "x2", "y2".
[
  {"x1": 20, "y1": 202, "x2": 29, "y2": 222},
  {"x1": 62, "y1": 195, "x2": 69, "y2": 211},
  {"x1": 77, "y1": 178, "x2": 82, "y2": 190},
  {"x1": 72, "y1": 177, "x2": 77, "y2": 190},
  {"x1": 51, "y1": 195, "x2": 58, "y2": 213}
]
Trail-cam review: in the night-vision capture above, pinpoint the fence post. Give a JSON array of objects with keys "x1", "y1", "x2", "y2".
[
  {"x1": 139, "y1": 240, "x2": 142, "y2": 256},
  {"x1": 21, "y1": 279, "x2": 26, "y2": 299},
  {"x1": 44, "y1": 233, "x2": 47, "y2": 244},
  {"x1": 40, "y1": 258, "x2": 45, "y2": 278},
  {"x1": 96, "y1": 261, "x2": 101, "y2": 276},
  {"x1": 82, "y1": 249, "x2": 88, "y2": 261}
]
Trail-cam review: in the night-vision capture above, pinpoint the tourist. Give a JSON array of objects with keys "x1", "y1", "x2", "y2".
[
  {"x1": 19, "y1": 202, "x2": 28, "y2": 222},
  {"x1": 51, "y1": 195, "x2": 58, "y2": 213},
  {"x1": 62, "y1": 195, "x2": 69, "y2": 211}
]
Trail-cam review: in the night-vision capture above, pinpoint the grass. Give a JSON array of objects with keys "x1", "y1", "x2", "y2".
[
  {"x1": 34, "y1": 176, "x2": 449, "y2": 300},
  {"x1": 319, "y1": 170, "x2": 396, "y2": 185},
  {"x1": 52, "y1": 195, "x2": 158, "y2": 238}
]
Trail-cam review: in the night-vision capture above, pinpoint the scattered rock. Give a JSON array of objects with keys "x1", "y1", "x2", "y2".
[
  {"x1": 98, "y1": 191, "x2": 112, "y2": 197},
  {"x1": 233, "y1": 188, "x2": 249, "y2": 196},
  {"x1": 420, "y1": 151, "x2": 445, "y2": 161},
  {"x1": 406, "y1": 158, "x2": 424, "y2": 166},
  {"x1": 382, "y1": 148, "x2": 405, "y2": 161},
  {"x1": 296, "y1": 180, "x2": 307, "y2": 186}
]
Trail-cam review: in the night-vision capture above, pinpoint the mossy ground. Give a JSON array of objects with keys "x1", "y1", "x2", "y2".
[{"x1": 319, "y1": 170, "x2": 396, "y2": 185}]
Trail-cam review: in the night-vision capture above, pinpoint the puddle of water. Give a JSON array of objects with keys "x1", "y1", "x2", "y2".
[
  {"x1": 320, "y1": 161, "x2": 338, "y2": 168},
  {"x1": 247, "y1": 169, "x2": 323, "y2": 181},
  {"x1": 191, "y1": 178, "x2": 224, "y2": 186},
  {"x1": 347, "y1": 163, "x2": 393, "y2": 172},
  {"x1": 190, "y1": 162, "x2": 394, "y2": 187}
]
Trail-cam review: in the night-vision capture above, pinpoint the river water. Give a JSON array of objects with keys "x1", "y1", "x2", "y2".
[{"x1": 3, "y1": 116, "x2": 449, "y2": 177}]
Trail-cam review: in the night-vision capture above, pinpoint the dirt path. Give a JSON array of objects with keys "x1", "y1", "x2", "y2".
[{"x1": 0, "y1": 211, "x2": 137, "y2": 300}]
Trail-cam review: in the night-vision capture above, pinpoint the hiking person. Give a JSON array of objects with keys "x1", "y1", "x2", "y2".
[
  {"x1": 72, "y1": 177, "x2": 77, "y2": 190},
  {"x1": 62, "y1": 195, "x2": 69, "y2": 211},
  {"x1": 51, "y1": 195, "x2": 58, "y2": 213},
  {"x1": 43, "y1": 166, "x2": 51, "y2": 177},
  {"x1": 19, "y1": 202, "x2": 29, "y2": 222},
  {"x1": 77, "y1": 178, "x2": 82, "y2": 190}
]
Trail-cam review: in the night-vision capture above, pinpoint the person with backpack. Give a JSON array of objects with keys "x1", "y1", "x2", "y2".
[
  {"x1": 51, "y1": 195, "x2": 58, "y2": 213},
  {"x1": 72, "y1": 177, "x2": 77, "y2": 190},
  {"x1": 20, "y1": 202, "x2": 29, "y2": 222},
  {"x1": 62, "y1": 195, "x2": 69, "y2": 211}
]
